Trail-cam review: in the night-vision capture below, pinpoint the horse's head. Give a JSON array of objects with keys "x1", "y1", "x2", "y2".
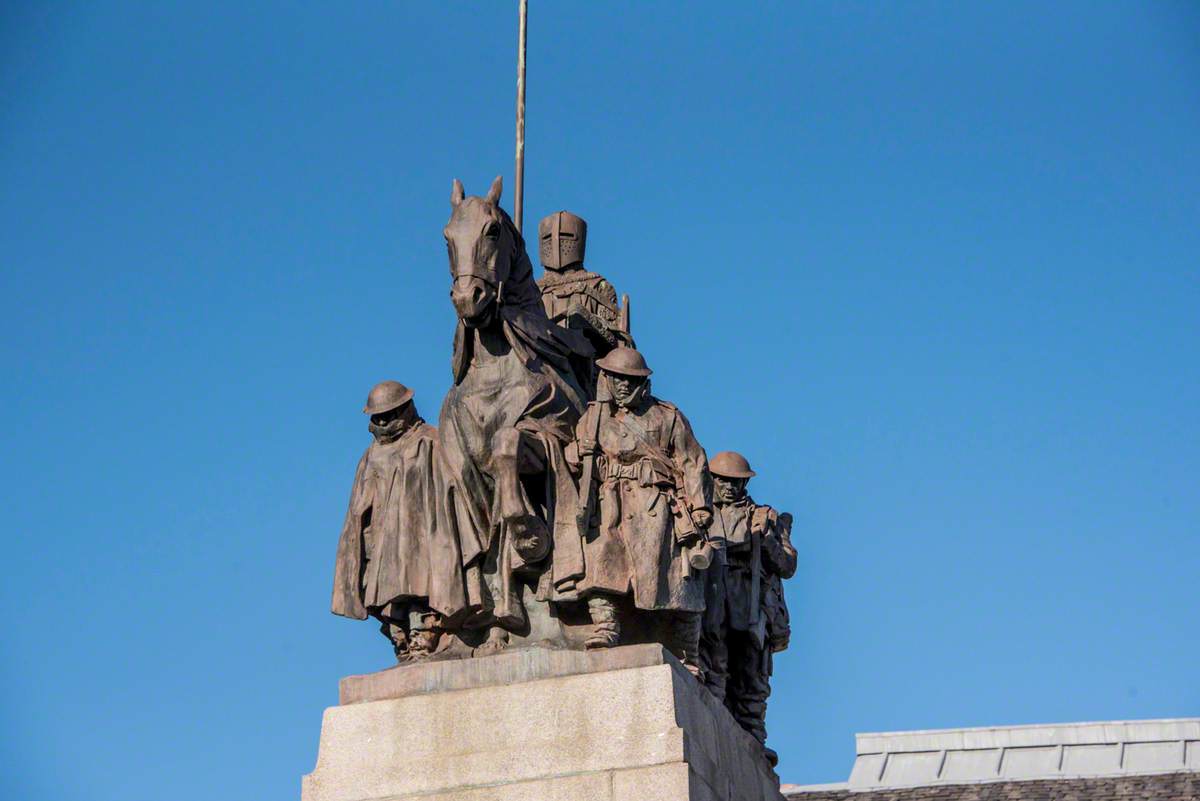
[{"x1": 445, "y1": 176, "x2": 520, "y2": 327}]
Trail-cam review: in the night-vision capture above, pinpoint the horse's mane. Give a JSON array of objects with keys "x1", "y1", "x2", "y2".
[
  {"x1": 450, "y1": 199, "x2": 593, "y2": 396},
  {"x1": 495, "y1": 205, "x2": 543, "y2": 312}
]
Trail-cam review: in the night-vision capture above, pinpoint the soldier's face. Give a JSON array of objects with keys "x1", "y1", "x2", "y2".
[
  {"x1": 370, "y1": 408, "x2": 399, "y2": 426},
  {"x1": 609, "y1": 373, "x2": 647, "y2": 408},
  {"x1": 713, "y1": 476, "x2": 748, "y2": 504},
  {"x1": 369, "y1": 404, "x2": 412, "y2": 442}
]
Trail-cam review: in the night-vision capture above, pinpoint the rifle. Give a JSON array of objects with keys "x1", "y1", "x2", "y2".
[
  {"x1": 746, "y1": 505, "x2": 777, "y2": 651},
  {"x1": 575, "y1": 385, "x2": 610, "y2": 541}
]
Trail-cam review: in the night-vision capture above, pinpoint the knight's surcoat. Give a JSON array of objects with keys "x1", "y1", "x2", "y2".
[{"x1": 538, "y1": 269, "x2": 625, "y2": 349}]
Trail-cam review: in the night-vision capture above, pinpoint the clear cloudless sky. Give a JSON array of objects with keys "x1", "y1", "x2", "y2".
[{"x1": 2, "y1": 2, "x2": 1198, "y2": 798}]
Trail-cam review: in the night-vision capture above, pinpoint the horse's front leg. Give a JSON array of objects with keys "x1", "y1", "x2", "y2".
[{"x1": 491, "y1": 428, "x2": 550, "y2": 562}]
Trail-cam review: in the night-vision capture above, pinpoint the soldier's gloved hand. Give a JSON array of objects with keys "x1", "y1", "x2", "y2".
[
  {"x1": 691, "y1": 509, "x2": 713, "y2": 529},
  {"x1": 578, "y1": 438, "x2": 598, "y2": 457}
]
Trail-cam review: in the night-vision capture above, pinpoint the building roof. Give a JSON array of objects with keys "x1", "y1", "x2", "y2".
[
  {"x1": 784, "y1": 718, "x2": 1200, "y2": 798},
  {"x1": 784, "y1": 772, "x2": 1199, "y2": 801}
]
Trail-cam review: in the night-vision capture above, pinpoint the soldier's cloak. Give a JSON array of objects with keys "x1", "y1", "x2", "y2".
[{"x1": 331, "y1": 421, "x2": 467, "y2": 621}]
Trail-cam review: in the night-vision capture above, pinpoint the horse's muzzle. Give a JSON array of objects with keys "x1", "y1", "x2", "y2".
[{"x1": 451, "y1": 275, "x2": 498, "y2": 325}]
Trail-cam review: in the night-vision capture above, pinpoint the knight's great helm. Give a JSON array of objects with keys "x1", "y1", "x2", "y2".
[{"x1": 538, "y1": 210, "x2": 587, "y2": 271}]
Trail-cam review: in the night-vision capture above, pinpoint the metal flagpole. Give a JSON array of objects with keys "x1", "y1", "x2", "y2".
[{"x1": 513, "y1": 0, "x2": 528, "y2": 233}]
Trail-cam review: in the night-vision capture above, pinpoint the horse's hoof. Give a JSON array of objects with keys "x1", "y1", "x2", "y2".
[
  {"x1": 508, "y1": 513, "x2": 551, "y2": 562},
  {"x1": 584, "y1": 633, "x2": 619, "y2": 650},
  {"x1": 474, "y1": 636, "x2": 509, "y2": 657}
]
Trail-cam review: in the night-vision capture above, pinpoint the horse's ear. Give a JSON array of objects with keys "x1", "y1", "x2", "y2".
[
  {"x1": 451, "y1": 179, "x2": 464, "y2": 207},
  {"x1": 486, "y1": 175, "x2": 503, "y2": 205}
]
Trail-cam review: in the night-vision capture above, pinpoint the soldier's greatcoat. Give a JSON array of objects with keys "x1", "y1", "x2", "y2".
[
  {"x1": 571, "y1": 397, "x2": 711, "y2": 611},
  {"x1": 332, "y1": 421, "x2": 466, "y2": 622}
]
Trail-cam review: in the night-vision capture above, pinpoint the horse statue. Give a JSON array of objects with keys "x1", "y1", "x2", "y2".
[{"x1": 438, "y1": 176, "x2": 596, "y2": 651}]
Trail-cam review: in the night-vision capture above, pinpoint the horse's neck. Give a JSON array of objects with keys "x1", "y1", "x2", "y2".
[{"x1": 470, "y1": 322, "x2": 513, "y2": 367}]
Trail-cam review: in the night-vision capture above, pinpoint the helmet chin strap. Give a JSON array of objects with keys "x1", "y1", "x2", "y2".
[{"x1": 613, "y1": 377, "x2": 650, "y2": 410}]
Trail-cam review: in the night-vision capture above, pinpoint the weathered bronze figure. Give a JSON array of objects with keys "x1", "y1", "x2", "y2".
[
  {"x1": 567, "y1": 347, "x2": 713, "y2": 676},
  {"x1": 536, "y1": 210, "x2": 630, "y2": 359},
  {"x1": 700, "y1": 450, "x2": 796, "y2": 765},
  {"x1": 331, "y1": 381, "x2": 467, "y2": 660},
  {"x1": 329, "y1": 178, "x2": 798, "y2": 768},
  {"x1": 437, "y1": 177, "x2": 595, "y2": 650}
]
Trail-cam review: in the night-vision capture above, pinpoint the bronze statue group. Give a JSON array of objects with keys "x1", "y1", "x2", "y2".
[{"x1": 332, "y1": 179, "x2": 796, "y2": 765}]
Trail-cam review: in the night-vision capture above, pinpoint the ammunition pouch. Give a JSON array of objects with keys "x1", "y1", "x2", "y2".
[
  {"x1": 598, "y1": 456, "x2": 673, "y2": 488},
  {"x1": 762, "y1": 574, "x2": 791, "y2": 653}
]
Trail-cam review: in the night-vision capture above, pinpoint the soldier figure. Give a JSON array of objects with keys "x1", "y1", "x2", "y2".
[
  {"x1": 569, "y1": 347, "x2": 713, "y2": 678},
  {"x1": 700, "y1": 451, "x2": 797, "y2": 765},
  {"x1": 537, "y1": 210, "x2": 631, "y2": 359},
  {"x1": 331, "y1": 381, "x2": 466, "y2": 661}
]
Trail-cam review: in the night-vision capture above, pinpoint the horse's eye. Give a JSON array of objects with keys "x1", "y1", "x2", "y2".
[{"x1": 485, "y1": 223, "x2": 501, "y2": 238}]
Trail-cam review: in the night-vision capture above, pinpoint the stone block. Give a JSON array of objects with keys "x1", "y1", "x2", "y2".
[
  {"x1": 302, "y1": 645, "x2": 782, "y2": 801},
  {"x1": 339, "y1": 641, "x2": 671, "y2": 705},
  {"x1": 612, "y1": 763, "x2": 721, "y2": 801}
]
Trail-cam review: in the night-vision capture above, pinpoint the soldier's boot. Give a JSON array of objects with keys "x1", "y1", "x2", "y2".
[
  {"x1": 380, "y1": 619, "x2": 411, "y2": 663},
  {"x1": 669, "y1": 612, "x2": 704, "y2": 682},
  {"x1": 704, "y1": 663, "x2": 728, "y2": 702},
  {"x1": 475, "y1": 624, "x2": 510, "y2": 656},
  {"x1": 585, "y1": 595, "x2": 620, "y2": 649},
  {"x1": 406, "y1": 611, "x2": 441, "y2": 660}
]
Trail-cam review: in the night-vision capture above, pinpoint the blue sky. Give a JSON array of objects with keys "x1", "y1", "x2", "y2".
[{"x1": 2, "y1": 2, "x2": 1197, "y2": 798}]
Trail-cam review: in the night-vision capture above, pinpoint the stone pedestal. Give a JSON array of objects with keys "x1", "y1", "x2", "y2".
[{"x1": 302, "y1": 644, "x2": 783, "y2": 801}]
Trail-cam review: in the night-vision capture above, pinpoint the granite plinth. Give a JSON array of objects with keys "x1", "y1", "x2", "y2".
[
  {"x1": 339, "y1": 641, "x2": 672, "y2": 705},
  {"x1": 303, "y1": 644, "x2": 783, "y2": 801}
]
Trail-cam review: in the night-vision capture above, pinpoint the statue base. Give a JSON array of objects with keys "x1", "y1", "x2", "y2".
[{"x1": 302, "y1": 644, "x2": 783, "y2": 801}]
